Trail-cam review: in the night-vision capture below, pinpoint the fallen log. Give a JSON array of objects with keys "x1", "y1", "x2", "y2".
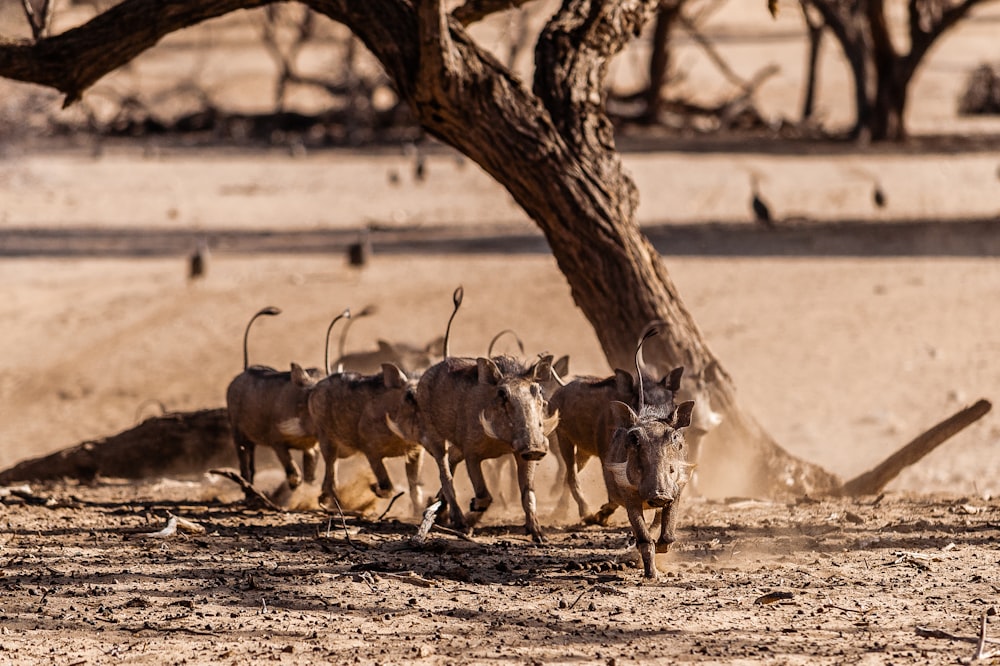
[
  {"x1": 0, "y1": 408, "x2": 233, "y2": 484},
  {"x1": 836, "y1": 399, "x2": 992, "y2": 496}
]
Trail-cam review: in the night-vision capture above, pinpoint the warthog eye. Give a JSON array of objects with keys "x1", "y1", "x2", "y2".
[
  {"x1": 529, "y1": 384, "x2": 540, "y2": 398},
  {"x1": 498, "y1": 386, "x2": 510, "y2": 402},
  {"x1": 627, "y1": 430, "x2": 640, "y2": 449}
]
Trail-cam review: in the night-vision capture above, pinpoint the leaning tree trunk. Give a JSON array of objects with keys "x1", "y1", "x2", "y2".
[
  {"x1": 0, "y1": 0, "x2": 839, "y2": 498},
  {"x1": 392, "y1": 0, "x2": 840, "y2": 497}
]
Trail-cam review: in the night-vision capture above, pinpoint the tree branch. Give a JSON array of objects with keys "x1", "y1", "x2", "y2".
[
  {"x1": 907, "y1": 0, "x2": 984, "y2": 73},
  {"x1": 452, "y1": 0, "x2": 536, "y2": 26},
  {"x1": 0, "y1": 0, "x2": 272, "y2": 106}
]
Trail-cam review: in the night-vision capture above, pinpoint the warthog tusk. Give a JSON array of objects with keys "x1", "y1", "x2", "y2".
[
  {"x1": 479, "y1": 411, "x2": 499, "y2": 440},
  {"x1": 277, "y1": 418, "x2": 307, "y2": 438},
  {"x1": 385, "y1": 413, "x2": 408, "y2": 441},
  {"x1": 543, "y1": 409, "x2": 560, "y2": 436},
  {"x1": 604, "y1": 462, "x2": 634, "y2": 490}
]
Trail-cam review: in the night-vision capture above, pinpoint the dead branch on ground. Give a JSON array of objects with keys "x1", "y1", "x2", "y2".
[{"x1": 837, "y1": 399, "x2": 991, "y2": 496}]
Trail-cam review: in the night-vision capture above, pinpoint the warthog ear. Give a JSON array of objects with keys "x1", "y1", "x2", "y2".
[
  {"x1": 669, "y1": 400, "x2": 696, "y2": 429},
  {"x1": 381, "y1": 363, "x2": 407, "y2": 389},
  {"x1": 543, "y1": 409, "x2": 560, "y2": 436},
  {"x1": 477, "y1": 357, "x2": 503, "y2": 385},
  {"x1": 664, "y1": 366, "x2": 684, "y2": 392},
  {"x1": 531, "y1": 354, "x2": 553, "y2": 382},
  {"x1": 290, "y1": 363, "x2": 314, "y2": 387},
  {"x1": 608, "y1": 400, "x2": 638, "y2": 428},
  {"x1": 613, "y1": 369, "x2": 635, "y2": 397},
  {"x1": 553, "y1": 355, "x2": 570, "y2": 380}
]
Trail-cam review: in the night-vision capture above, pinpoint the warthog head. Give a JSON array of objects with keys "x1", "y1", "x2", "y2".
[
  {"x1": 607, "y1": 400, "x2": 695, "y2": 508},
  {"x1": 477, "y1": 355, "x2": 559, "y2": 461},
  {"x1": 384, "y1": 374, "x2": 423, "y2": 445}
]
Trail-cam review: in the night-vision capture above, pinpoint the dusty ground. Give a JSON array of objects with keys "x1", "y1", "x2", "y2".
[
  {"x1": 0, "y1": 482, "x2": 997, "y2": 665},
  {"x1": 2, "y1": 2, "x2": 1000, "y2": 664}
]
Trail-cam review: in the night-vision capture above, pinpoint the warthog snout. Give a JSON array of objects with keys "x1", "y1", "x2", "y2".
[
  {"x1": 520, "y1": 449, "x2": 547, "y2": 462},
  {"x1": 645, "y1": 494, "x2": 672, "y2": 508}
]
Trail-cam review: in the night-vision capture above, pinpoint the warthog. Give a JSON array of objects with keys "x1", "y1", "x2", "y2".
[
  {"x1": 332, "y1": 303, "x2": 444, "y2": 375},
  {"x1": 415, "y1": 354, "x2": 558, "y2": 541},
  {"x1": 225, "y1": 307, "x2": 333, "y2": 492},
  {"x1": 603, "y1": 397, "x2": 694, "y2": 579},
  {"x1": 307, "y1": 363, "x2": 425, "y2": 516},
  {"x1": 548, "y1": 363, "x2": 683, "y2": 520}
]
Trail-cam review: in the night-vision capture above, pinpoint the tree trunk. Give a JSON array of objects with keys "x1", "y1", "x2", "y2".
[
  {"x1": 799, "y1": 4, "x2": 823, "y2": 121},
  {"x1": 643, "y1": 2, "x2": 682, "y2": 124}
]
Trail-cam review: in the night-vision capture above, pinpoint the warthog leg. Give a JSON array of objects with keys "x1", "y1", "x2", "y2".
[
  {"x1": 317, "y1": 432, "x2": 342, "y2": 510},
  {"x1": 365, "y1": 453, "x2": 396, "y2": 499},
  {"x1": 404, "y1": 448, "x2": 425, "y2": 517},
  {"x1": 625, "y1": 504, "x2": 657, "y2": 580},
  {"x1": 272, "y1": 443, "x2": 303, "y2": 489},
  {"x1": 656, "y1": 494, "x2": 683, "y2": 553},
  {"x1": 557, "y1": 433, "x2": 592, "y2": 519},
  {"x1": 426, "y1": 442, "x2": 466, "y2": 531},
  {"x1": 585, "y1": 500, "x2": 618, "y2": 526},
  {"x1": 232, "y1": 428, "x2": 256, "y2": 485},
  {"x1": 302, "y1": 446, "x2": 319, "y2": 484},
  {"x1": 463, "y1": 455, "x2": 494, "y2": 529},
  {"x1": 515, "y1": 454, "x2": 545, "y2": 543}
]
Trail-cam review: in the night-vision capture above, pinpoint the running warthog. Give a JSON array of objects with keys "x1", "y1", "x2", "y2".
[
  {"x1": 307, "y1": 363, "x2": 425, "y2": 515},
  {"x1": 225, "y1": 307, "x2": 328, "y2": 492},
  {"x1": 602, "y1": 397, "x2": 694, "y2": 579},
  {"x1": 548, "y1": 364, "x2": 683, "y2": 520},
  {"x1": 415, "y1": 354, "x2": 558, "y2": 541}
]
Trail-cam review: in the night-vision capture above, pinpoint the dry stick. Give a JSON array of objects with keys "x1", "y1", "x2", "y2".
[
  {"x1": 208, "y1": 468, "x2": 284, "y2": 512},
  {"x1": 974, "y1": 611, "x2": 998, "y2": 661},
  {"x1": 837, "y1": 399, "x2": 992, "y2": 496},
  {"x1": 412, "y1": 500, "x2": 444, "y2": 546},
  {"x1": 377, "y1": 491, "x2": 406, "y2": 521},
  {"x1": 324, "y1": 492, "x2": 356, "y2": 548},
  {"x1": 916, "y1": 625, "x2": 1000, "y2": 646},
  {"x1": 431, "y1": 523, "x2": 478, "y2": 543}
]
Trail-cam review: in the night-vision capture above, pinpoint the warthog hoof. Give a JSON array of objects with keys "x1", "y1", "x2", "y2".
[
  {"x1": 287, "y1": 473, "x2": 302, "y2": 490},
  {"x1": 371, "y1": 483, "x2": 394, "y2": 499},
  {"x1": 583, "y1": 512, "x2": 612, "y2": 527},
  {"x1": 655, "y1": 540, "x2": 674, "y2": 554},
  {"x1": 528, "y1": 528, "x2": 547, "y2": 544}
]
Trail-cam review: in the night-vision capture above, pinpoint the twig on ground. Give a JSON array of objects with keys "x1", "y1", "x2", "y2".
[
  {"x1": 323, "y1": 492, "x2": 356, "y2": 548},
  {"x1": 826, "y1": 604, "x2": 871, "y2": 615},
  {"x1": 378, "y1": 491, "x2": 406, "y2": 521},
  {"x1": 974, "y1": 610, "x2": 999, "y2": 661},
  {"x1": 208, "y1": 468, "x2": 284, "y2": 511},
  {"x1": 379, "y1": 571, "x2": 437, "y2": 588},
  {"x1": 430, "y1": 523, "x2": 478, "y2": 543},
  {"x1": 129, "y1": 515, "x2": 178, "y2": 540},
  {"x1": 168, "y1": 512, "x2": 207, "y2": 535},
  {"x1": 412, "y1": 500, "x2": 443, "y2": 546}
]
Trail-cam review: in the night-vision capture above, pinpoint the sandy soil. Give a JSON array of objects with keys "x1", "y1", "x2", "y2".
[{"x1": 2, "y1": 3, "x2": 1000, "y2": 664}]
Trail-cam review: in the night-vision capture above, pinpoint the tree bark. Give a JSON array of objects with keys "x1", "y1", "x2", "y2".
[{"x1": 0, "y1": 0, "x2": 842, "y2": 497}]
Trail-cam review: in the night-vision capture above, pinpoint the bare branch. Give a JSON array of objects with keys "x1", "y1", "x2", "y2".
[
  {"x1": 452, "y1": 0, "x2": 536, "y2": 26},
  {"x1": 0, "y1": 0, "x2": 272, "y2": 106},
  {"x1": 21, "y1": 0, "x2": 54, "y2": 41}
]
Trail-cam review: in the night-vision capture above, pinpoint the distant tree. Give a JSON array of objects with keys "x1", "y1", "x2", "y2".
[{"x1": 799, "y1": 0, "x2": 997, "y2": 141}]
